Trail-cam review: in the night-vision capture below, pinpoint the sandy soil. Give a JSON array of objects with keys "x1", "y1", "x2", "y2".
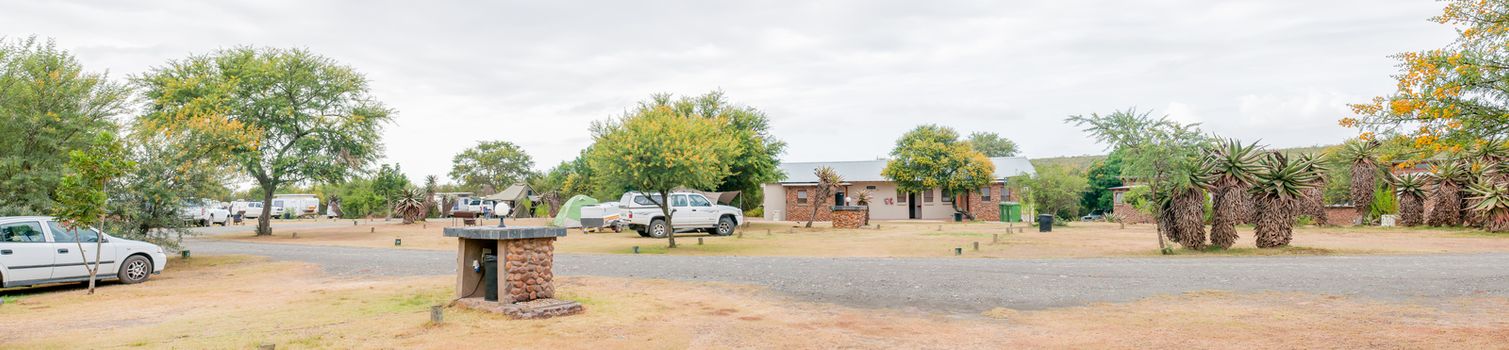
[
  {"x1": 2, "y1": 254, "x2": 1506, "y2": 349},
  {"x1": 218, "y1": 219, "x2": 1509, "y2": 258}
]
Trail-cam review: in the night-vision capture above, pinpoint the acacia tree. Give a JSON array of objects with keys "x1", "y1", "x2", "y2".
[
  {"x1": 135, "y1": 47, "x2": 392, "y2": 236},
  {"x1": 635, "y1": 91, "x2": 787, "y2": 210},
  {"x1": 966, "y1": 131, "x2": 1020, "y2": 157},
  {"x1": 881, "y1": 125, "x2": 995, "y2": 219},
  {"x1": 51, "y1": 132, "x2": 134, "y2": 295},
  {"x1": 1018, "y1": 164, "x2": 1090, "y2": 220},
  {"x1": 0, "y1": 37, "x2": 129, "y2": 215},
  {"x1": 1068, "y1": 109, "x2": 1210, "y2": 252},
  {"x1": 587, "y1": 102, "x2": 736, "y2": 248},
  {"x1": 450, "y1": 140, "x2": 535, "y2": 192}
]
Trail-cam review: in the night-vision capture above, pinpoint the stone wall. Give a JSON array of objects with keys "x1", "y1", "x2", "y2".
[
  {"x1": 503, "y1": 238, "x2": 556, "y2": 303},
  {"x1": 784, "y1": 185, "x2": 832, "y2": 222},
  {"x1": 832, "y1": 207, "x2": 867, "y2": 228}
]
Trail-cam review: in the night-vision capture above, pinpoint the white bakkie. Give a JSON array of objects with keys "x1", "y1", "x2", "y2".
[
  {"x1": 618, "y1": 192, "x2": 743, "y2": 238},
  {"x1": 0, "y1": 216, "x2": 168, "y2": 288}
]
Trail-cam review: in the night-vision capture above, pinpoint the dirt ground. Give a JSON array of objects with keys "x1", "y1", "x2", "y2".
[
  {"x1": 218, "y1": 219, "x2": 1509, "y2": 258},
  {"x1": 2, "y1": 254, "x2": 1506, "y2": 349}
]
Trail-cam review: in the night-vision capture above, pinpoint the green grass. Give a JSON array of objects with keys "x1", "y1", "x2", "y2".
[{"x1": 1, "y1": 294, "x2": 20, "y2": 305}]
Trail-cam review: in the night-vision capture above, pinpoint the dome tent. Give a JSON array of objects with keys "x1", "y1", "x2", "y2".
[{"x1": 551, "y1": 195, "x2": 600, "y2": 228}]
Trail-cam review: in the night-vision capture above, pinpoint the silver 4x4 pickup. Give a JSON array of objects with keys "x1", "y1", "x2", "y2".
[{"x1": 618, "y1": 192, "x2": 742, "y2": 238}]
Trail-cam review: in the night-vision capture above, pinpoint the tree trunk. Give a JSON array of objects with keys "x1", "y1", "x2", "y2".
[
  {"x1": 1255, "y1": 195, "x2": 1297, "y2": 248},
  {"x1": 661, "y1": 190, "x2": 676, "y2": 248},
  {"x1": 1171, "y1": 188, "x2": 1207, "y2": 250},
  {"x1": 257, "y1": 186, "x2": 276, "y2": 236},
  {"x1": 1427, "y1": 182, "x2": 1462, "y2": 227},
  {"x1": 1350, "y1": 163, "x2": 1376, "y2": 225},
  {"x1": 1210, "y1": 185, "x2": 1245, "y2": 249},
  {"x1": 1398, "y1": 193, "x2": 1424, "y2": 227}
]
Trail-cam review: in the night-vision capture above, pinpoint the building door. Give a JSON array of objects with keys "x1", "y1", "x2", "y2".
[{"x1": 908, "y1": 193, "x2": 919, "y2": 219}]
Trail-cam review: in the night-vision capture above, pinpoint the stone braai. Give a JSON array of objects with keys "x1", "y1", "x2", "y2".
[{"x1": 444, "y1": 226, "x2": 584, "y2": 319}]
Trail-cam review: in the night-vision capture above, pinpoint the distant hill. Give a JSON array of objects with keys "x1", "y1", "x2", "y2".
[{"x1": 1029, "y1": 144, "x2": 1339, "y2": 172}]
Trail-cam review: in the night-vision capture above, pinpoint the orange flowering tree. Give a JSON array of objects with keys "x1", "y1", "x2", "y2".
[{"x1": 1347, "y1": 0, "x2": 1509, "y2": 154}]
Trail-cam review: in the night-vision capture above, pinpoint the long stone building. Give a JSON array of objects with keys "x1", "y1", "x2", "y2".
[{"x1": 761, "y1": 157, "x2": 1036, "y2": 222}]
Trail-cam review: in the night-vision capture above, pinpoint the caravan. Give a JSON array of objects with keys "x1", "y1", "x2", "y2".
[{"x1": 272, "y1": 194, "x2": 321, "y2": 218}]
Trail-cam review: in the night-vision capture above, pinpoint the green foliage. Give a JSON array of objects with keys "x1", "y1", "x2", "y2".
[
  {"x1": 1019, "y1": 164, "x2": 1090, "y2": 220},
  {"x1": 52, "y1": 132, "x2": 134, "y2": 229},
  {"x1": 108, "y1": 134, "x2": 233, "y2": 250},
  {"x1": 965, "y1": 131, "x2": 1020, "y2": 157},
  {"x1": 1080, "y1": 151, "x2": 1124, "y2": 214},
  {"x1": 371, "y1": 163, "x2": 411, "y2": 215},
  {"x1": 1369, "y1": 181, "x2": 1398, "y2": 220},
  {"x1": 623, "y1": 91, "x2": 786, "y2": 210},
  {"x1": 449, "y1": 140, "x2": 534, "y2": 192},
  {"x1": 135, "y1": 47, "x2": 392, "y2": 235},
  {"x1": 587, "y1": 98, "x2": 738, "y2": 247},
  {"x1": 1250, "y1": 153, "x2": 1323, "y2": 200},
  {"x1": 0, "y1": 37, "x2": 130, "y2": 215},
  {"x1": 1066, "y1": 108, "x2": 1211, "y2": 215},
  {"x1": 881, "y1": 125, "x2": 995, "y2": 216}
]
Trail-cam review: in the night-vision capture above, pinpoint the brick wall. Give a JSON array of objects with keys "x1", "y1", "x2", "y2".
[
  {"x1": 962, "y1": 183, "x2": 1008, "y2": 221},
  {"x1": 784, "y1": 185, "x2": 832, "y2": 222},
  {"x1": 1324, "y1": 205, "x2": 1362, "y2": 226},
  {"x1": 833, "y1": 208, "x2": 867, "y2": 228},
  {"x1": 1113, "y1": 203, "x2": 1154, "y2": 224}
]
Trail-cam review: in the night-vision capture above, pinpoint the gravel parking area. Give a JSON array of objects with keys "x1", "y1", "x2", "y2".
[{"x1": 187, "y1": 240, "x2": 1509, "y2": 312}]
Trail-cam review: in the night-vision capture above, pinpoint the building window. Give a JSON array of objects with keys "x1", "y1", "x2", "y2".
[
  {"x1": 797, "y1": 190, "x2": 808, "y2": 204},
  {"x1": 923, "y1": 189, "x2": 934, "y2": 203},
  {"x1": 1114, "y1": 191, "x2": 1124, "y2": 205},
  {"x1": 982, "y1": 186, "x2": 992, "y2": 201},
  {"x1": 942, "y1": 190, "x2": 954, "y2": 203},
  {"x1": 897, "y1": 189, "x2": 907, "y2": 204}
]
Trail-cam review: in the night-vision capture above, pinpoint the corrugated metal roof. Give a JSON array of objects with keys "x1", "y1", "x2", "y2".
[{"x1": 776, "y1": 157, "x2": 1036, "y2": 183}]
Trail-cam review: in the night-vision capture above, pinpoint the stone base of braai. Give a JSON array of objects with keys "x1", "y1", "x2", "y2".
[
  {"x1": 831, "y1": 205, "x2": 868, "y2": 229},
  {"x1": 444, "y1": 225, "x2": 585, "y2": 319},
  {"x1": 454, "y1": 297, "x2": 584, "y2": 319}
]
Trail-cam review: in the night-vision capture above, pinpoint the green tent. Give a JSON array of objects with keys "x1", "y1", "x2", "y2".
[{"x1": 551, "y1": 195, "x2": 600, "y2": 228}]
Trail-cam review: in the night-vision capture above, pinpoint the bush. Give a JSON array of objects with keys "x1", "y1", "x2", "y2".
[
  {"x1": 1296, "y1": 215, "x2": 1315, "y2": 226},
  {"x1": 745, "y1": 207, "x2": 763, "y2": 218}
]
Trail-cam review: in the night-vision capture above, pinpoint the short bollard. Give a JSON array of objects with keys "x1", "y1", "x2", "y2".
[
  {"x1": 766, "y1": 229, "x2": 771, "y2": 235},
  {"x1": 180, "y1": 250, "x2": 191, "y2": 259},
  {"x1": 430, "y1": 305, "x2": 444, "y2": 324},
  {"x1": 370, "y1": 227, "x2": 375, "y2": 233},
  {"x1": 258, "y1": 344, "x2": 275, "y2": 350},
  {"x1": 697, "y1": 238, "x2": 704, "y2": 245},
  {"x1": 937, "y1": 225, "x2": 942, "y2": 231},
  {"x1": 394, "y1": 238, "x2": 402, "y2": 246},
  {"x1": 954, "y1": 247, "x2": 963, "y2": 256},
  {"x1": 292, "y1": 232, "x2": 298, "y2": 239},
  {"x1": 992, "y1": 234, "x2": 999, "y2": 244},
  {"x1": 973, "y1": 242, "x2": 980, "y2": 251},
  {"x1": 353, "y1": 220, "x2": 358, "y2": 226},
  {"x1": 632, "y1": 246, "x2": 640, "y2": 254},
  {"x1": 737, "y1": 231, "x2": 743, "y2": 239}
]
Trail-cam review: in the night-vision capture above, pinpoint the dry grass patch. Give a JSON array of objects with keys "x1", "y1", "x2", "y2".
[
  {"x1": 216, "y1": 219, "x2": 1509, "y2": 259},
  {"x1": 2, "y1": 255, "x2": 1507, "y2": 349}
]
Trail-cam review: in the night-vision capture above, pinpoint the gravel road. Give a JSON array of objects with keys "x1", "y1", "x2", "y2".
[{"x1": 187, "y1": 240, "x2": 1509, "y2": 313}]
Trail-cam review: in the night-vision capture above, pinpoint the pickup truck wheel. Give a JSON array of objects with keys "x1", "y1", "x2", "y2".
[
  {"x1": 647, "y1": 219, "x2": 669, "y2": 238},
  {"x1": 117, "y1": 255, "x2": 152, "y2": 284},
  {"x1": 714, "y1": 217, "x2": 736, "y2": 236}
]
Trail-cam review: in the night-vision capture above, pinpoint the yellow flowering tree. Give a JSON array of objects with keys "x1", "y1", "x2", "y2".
[{"x1": 1347, "y1": 0, "x2": 1509, "y2": 154}]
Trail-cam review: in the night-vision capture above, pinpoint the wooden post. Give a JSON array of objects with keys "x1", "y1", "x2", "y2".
[
  {"x1": 992, "y1": 234, "x2": 999, "y2": 244},
  {"x1": 698, "y1": 237, "x2": 704, "y2": 245},
  {"x1": 430, "y1": 305, "x2": 444, "y2": 324},
  {"x1": 954, "y1": 247, "x2": 962, "y2": 256},
  {"x1": 973, "y1": 241, "x2": 979, "y2": 251},
  {"x1": 938, "y1": 225, "x2": 942, "y2": 231},
  {"x1": 258, "y1": 344, "x2": 275, "y2": 350},
  {"x1": 292, "y1": 232, "x2": 298, "y2": 239},
  {"x1": 633, "y1": 246, "x2": 640, "y2": 254},
  {"x1": 370, "y1": 227, "x2": 375, "y2": 233}
]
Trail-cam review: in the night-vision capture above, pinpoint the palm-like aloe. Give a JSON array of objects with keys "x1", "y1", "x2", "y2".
[
  {"x1": 1336, "y1": 139, "x2": 1381, "y2": 224},
  {"x1": 1295, "y1": 153, "x2": 1330, "y2": 226},
  {"x1": 1163, "y1": 161, "x2": 1215, "y2": 250},
  {"x1": 806, "y1": 166, "x2": 844, "y2": 228},
  {"x1": 1203, "y1": 138, "x2": 1262, "y2": 249},
  {"x1": 1466, "y1": 177, "x2": 1509, "y2": 232},
  {"x1": 1463, "y1": 161, "x2": 1493, "y2": 228},
  {"x1": 1427, "y1": 160, "x2": 1469, "y2": 227},
  {"x1": 1249, "y1": 152, "x2": 1322, "y2": 248},
  {"x1": 394, "y1": 188, "x2": 428, "y2": 224},
  {"x1": 1391, "y1": 172, "x2": 1428, "y2": 227}
]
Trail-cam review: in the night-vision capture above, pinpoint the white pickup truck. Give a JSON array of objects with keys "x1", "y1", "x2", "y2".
[
  {"x1": 618, "y1": 192, "x2": 742, "y2": 238},
  {"x1": 180, "y1": 200, "x2": 229, "y2": 227}
]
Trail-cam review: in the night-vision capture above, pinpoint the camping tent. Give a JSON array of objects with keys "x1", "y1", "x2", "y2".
[{"x1": 551, "y1": 195, "x2": 599, "y2": 228}]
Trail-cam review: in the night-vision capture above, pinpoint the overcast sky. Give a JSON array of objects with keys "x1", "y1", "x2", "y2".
[{"x1": 2, "y1": 0, "x2": 1456, "y2": 183}]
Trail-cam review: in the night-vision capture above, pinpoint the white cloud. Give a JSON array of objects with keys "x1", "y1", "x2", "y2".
[{"x1": 0, "y1": 0, "x2": 1457, "y2": 182}]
